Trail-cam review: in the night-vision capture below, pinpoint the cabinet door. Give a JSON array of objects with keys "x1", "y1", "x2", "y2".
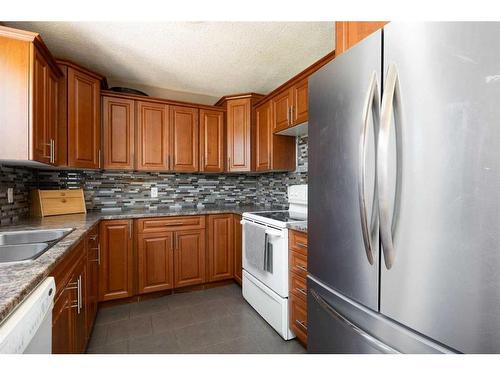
[
  {"x1": 233, "y1": 214, "x2": 242, "y2": 285},
  {"x1": 67, "y1": 67, "x2": 101, "y2": 169},
  {"x1": 227, "y1": 98, "x2": 251, "y2": 172},
  {"x1": 52, "y1": 287, "x2": 74, "y2": 354},
  {"x1": 254, "y1": 101, "x2": 272, "y2": 171},
  {"x1": 199, "y1": 109, "x2": 224, "y2": 172},
  {"x1": 99, "y1": 220, "x2": 133, "y2": 301},
  {"x1": 32, "y1": 48, "x2": 49, "y2": 164},
  {"x1": 103, "y1": 96, "x2": 135, "y2": 170},
  {"x1": 208, "y1": 214, "x2": 234, "y2": 282},
  {"x1": 174, "y1": 229, "x2": 206, "y2": 288},
  {"x1": 292, "y1": 78, "x2": 308, "y2": 125},
  {"x1": 272, "y1": 89, "x2": 292, "y2": 131},
  {"x1": 73, "y1": 257, "x2": 87, "y2": 353},
  {"x1": 85, "y1": 229, "x2": 99, "y2": 338},
  {"x1": 46, "y1": 68, "x2": 59, "y2": 165},
  {"x1": 169, "y1": 105, "x2": 199, "y2": 172},
  {"x1": 137, "y1": 232, "x2": 174, "y2": 294},
  {"x1": 136, "y1": 101, "x2": 169, "y2": 171}
]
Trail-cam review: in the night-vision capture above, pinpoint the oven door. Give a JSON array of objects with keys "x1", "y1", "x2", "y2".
[{"x1": 242, "y1": 219, "x2": 289, "y2": 297}]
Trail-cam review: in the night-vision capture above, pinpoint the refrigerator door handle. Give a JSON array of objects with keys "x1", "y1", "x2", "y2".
[
  {"x1": 358, "y1": 71, "x2": 380, "y2": 265},
  {"x1": 310, "y1": 289, "x2": 400, "y2": 354},
  {"x1": 378, "y1": 63, "x2": 403, "y2": 270}
]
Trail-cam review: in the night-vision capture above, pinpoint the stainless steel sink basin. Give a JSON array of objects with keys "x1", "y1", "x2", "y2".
[
  {"x1": 0, "y1": 228, "x2": 74, "y2": 246},
  {"x1": 0, "y1": 243, "x2": 49, "y2": 263}
]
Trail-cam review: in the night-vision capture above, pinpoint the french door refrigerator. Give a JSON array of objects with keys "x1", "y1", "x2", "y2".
[{"x1": 308, "y1": 22, "x2": 500, "y2": 354}]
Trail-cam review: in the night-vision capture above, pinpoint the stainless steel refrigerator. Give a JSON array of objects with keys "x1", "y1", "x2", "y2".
[{"x1": 308, "y1": 22, "x2": 500, "y2": 354}]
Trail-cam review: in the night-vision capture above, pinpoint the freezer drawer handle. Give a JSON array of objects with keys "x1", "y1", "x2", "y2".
[
  {"x1": 378, "y1": 63, "x2": 403, "y2": 270},
  {"x1": 358, "y1": 71, "x2": 380, "y2": 266},
  {"x1": 295, "y1": 319, "x2": 308, "y2": 331},
  {"x1": 310, "y1": 289, "x2": 400, "y2": 354}
]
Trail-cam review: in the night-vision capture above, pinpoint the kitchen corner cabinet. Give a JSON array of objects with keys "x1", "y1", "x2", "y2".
[
  {"x1": 99, "y1": 220, "x2": 134, "y2": 301},
  {"x1": 233, "y1": 214, "x2": 243, "y2": 285},
  {"x1": 136, "y1": 101, "x2": 169, "y2": 171},
  {"x1": 169, "y1": 105, "x2": 199, "y2": 172},
  {"x1": 255, "y1": 100, "x2": 296, "y2": 172},
  {"x1": 102, "y1": 96, "x2": 135, "y2": 170},
  {"x1": 219, "y1": 94, "x2": 264, "y2": 172},
  {"x1": 207, "y1": 214, "x2": 234, "y2": 282},
  {"x1": 335, "y1": 21, "x2": 388, "y2": 55},
  {"x1": 199, "y1": 109, "x2": 225, "y2": 172},
  {"x1": 57, "y1": 60, "x2": 103, "y2": 169},
  {"x1": 0, "y1": 26, "x2": 62, "y2": 165}
]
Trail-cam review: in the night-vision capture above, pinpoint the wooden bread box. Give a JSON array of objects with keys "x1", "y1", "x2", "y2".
[{"x1": 31, "y1": 189, "x2": 87, "y2": 217}]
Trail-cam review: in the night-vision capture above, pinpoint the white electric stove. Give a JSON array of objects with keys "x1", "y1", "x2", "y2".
[{"x1": 241, "y1": 184, "x2": 307, "y2": 340}]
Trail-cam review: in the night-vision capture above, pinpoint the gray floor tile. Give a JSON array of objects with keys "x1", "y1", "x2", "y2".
[
  {"x1": 129, "y1": 296, "x2": 171, "y2": 317},
  {"x1": 151, "y1": 306, "x2": 197, "y2": 333},
  {"x1": 217, "y1": 310, "x2": 266, "y2": 341},
  {"x1": 95, "y1": 303, "x2": 131, "y2": 325},
  {"x1": 86, "y1": 340, "x2": 129, "y2": 354},
  {"x1": 106, "y1": 315, "x2": 153, "y2": 344},
  {"x1": 128, "y1": 332, "x2": 181, "y2": 354},
  {"x1": 164, "y1": 291, "x2": 207, "y2": 310},
  {"x1": 173, "y1": 319, "x2": 227, "y2": 351},
  {"x1": 86, "y1": 325, "x2": 107, "y2": 349},
  {"x1": 190, "y1": 298, "x2": 232, "y2": 323},
  {"x1": 193, "y1": 336, "x2": 263, "y2": 354}
]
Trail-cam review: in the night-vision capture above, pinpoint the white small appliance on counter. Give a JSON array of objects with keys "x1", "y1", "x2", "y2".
[
  {"x1": 0, "y1": 277, "x2": 55, "y2": 353},
  {"x1": 241, "y1": 184, "x2": 307, "y2": 340}
]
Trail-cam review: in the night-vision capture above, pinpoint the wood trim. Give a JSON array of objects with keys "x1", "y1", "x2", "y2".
[
  {"x1": 214, "y1": 92, "x2": 265, "y2": 107},
  {"x1": 253, "y1": 50, "x2": 336, "y2": 107},
  {"x1": 56, "y1": 59, "x2": 105, "y2": 83},
  {"x1": 102, "y1": 90, "x2": 225, "y2": 112}
]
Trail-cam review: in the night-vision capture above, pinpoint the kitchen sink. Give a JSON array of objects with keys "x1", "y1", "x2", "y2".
[
  {"x1": 0, "y1": 228, "x2": 74, "y2": 246},
  {"x1": 0, "y1": 228, "x2": 74, "y2": 264},
  {"x1": 0, "y1": 243, "x2": 49, "y2": 263}
]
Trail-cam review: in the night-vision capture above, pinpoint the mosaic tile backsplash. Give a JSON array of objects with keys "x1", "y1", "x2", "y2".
[{"x1": 0, "y1": 136, "x2": 307, "y2": 225}]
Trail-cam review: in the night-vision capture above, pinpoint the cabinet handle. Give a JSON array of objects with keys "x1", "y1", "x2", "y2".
[
  {"x1": 296, "y1": 288, "x2": 307, "y2": 296},
  {"x1": 296, "y1": 265, "x2": 308, "y2": 272},
  {"x1": 287, "y1": 107, "x2": 290, "y2": 126},
  {"x1": 175, "y1": 235, "x2": 179, "y2": 251},
  {"x1": 296, "y1": 242, "x2": 307, "y2": 249},
  {"x1": 291, "y1": 106, "x2": 295, "y2": 125},
  {"x1": 295, "y1": 319, "x2": 308, "y2": 331},
  {"x1": 77, "y1": 275, "x2": 82, "y2": 314},
  {"x1": 90, "y1": 244, "x2": 100, "y2": 265},
  {"x1": 98, "y1": 149, "x2": 102, "y2": 169},
  {"x1": 89, "y1": 234, "x2": 98, "y2": 241},
  {"x1": 128, "y1": 221, "x2": 132, "y2": 239}
]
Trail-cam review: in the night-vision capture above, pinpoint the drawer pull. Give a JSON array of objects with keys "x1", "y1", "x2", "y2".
[
  {"x1": 296, "y1": 265, "x2": 308, "y2": 272},
  {"x1": 295, "y1": 319, "x2": 308, "y2": 331},
  {"x1": 89, "y1": 234, "x2": 98, "y2": 240},
  {"x1": 296, "y1": 242, "x2": 307, "y2": 248},
  {"x1": 296, "y1": 288, "x2": 307, "y2": 296}
]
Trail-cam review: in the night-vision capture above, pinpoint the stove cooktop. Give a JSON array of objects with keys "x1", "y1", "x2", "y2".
[{"x1": 249, "y1": 211, "x2": 306, "y2": 223}]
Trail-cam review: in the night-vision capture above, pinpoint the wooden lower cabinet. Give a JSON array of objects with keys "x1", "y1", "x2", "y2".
[
  {"x1": 137, "y1": 232, "x2": 174, "y2": 293},
  {"x1": 174, "y1": 229, "x2": 206, "y2": 288},
  {"x1": 289, "y1": 229, "x2": 308, "y2": 347},
  {"x1": 99, "y1": 220, "x2": 133, "y2": 301},
  {"x1": 85, "y1": 226, "x2": 99, "y2": 339},
  {"x1": 207, "y1": 214, "x2": 234, "y2": 282},
  {"x1": 233, "y1": 214, "x2": 242, "y2": 285},
  {"x1": 51, "y1": 284, "x2": 74, "y2": 354},
  {"x1": 290, "y1": 292, "x2": 308, "y2": 346}
]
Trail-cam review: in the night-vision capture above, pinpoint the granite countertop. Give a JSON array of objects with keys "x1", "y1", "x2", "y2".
[
  {"x1": 287, "y1": 222, "x2": 308, "y2": 234},
  {"x1": 0, "y1": 204, "x2": 272, "y2": 324}
]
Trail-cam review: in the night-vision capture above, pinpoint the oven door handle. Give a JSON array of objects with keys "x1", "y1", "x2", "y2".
[{"x1": 241, "y1": 220, "x2": 284, "y2": 237}]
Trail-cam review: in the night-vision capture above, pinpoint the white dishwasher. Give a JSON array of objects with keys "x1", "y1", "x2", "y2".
[{"x1": 0, "y1": 277, "x2": 55, "y2": 353}]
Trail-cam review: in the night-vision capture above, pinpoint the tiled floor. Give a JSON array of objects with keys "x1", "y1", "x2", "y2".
[{"x1": 86, "y1": 283, "x2": 306, "y2": 354}]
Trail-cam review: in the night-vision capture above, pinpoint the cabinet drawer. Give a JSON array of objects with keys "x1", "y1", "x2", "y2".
[
  {"x1": 289, "y1": 230, "x2": 308, "y2": 255},
  {"x1": 137, "y1": 215, "x2": 205, "y2": 233},
  {"x1": 290, "y1": 292, "x2": 307, "y2": 345},
  {"x1": 290, "y1": 271, "x2": 307, "y2": 302},
  {"x1": 289, "y1": 249, "x2": 308, "y2": 278},
  {"x1": 39, "y1": 189, "x2": 83, "y2": 198}
]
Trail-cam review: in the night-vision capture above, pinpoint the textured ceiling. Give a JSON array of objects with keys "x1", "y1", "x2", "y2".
[{"x1": 5, "y1": 22, "x2": 334, "y2": 104}]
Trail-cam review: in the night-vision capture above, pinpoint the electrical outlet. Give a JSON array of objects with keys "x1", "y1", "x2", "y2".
[
  {"x1": 7, "y1": 188, "x2": 14, "y2": 204},
  {"x1": 150, "y1": 187, "x2": 158, "y2": 198}
]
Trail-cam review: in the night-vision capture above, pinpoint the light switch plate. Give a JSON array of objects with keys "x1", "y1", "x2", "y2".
[
  {"x1": 151, "y1": 187, "x2": 158, "y2": 198},
  {"x1": 7, "y1": 188, "x2": 14, "y2": 204}
]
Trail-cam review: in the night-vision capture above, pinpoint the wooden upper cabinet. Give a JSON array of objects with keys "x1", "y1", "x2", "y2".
[
  {"x1": 174, "y1": 229, "x2": 206, "y2": 288},
  {"x1": 335, "y1": 21, "x2": 387, "y2": 55},
  {"x1": 199, "y1": 109, "x2": 225, "y2": 173},
  {"x1": 221, "y1": 94, "x2": 263, "y2": 172},
  {"x1": 254, "y1": 101, "x2": 272, "y2": 171},
  {"x1": 103, "y1": 96, "x2": 135, "y2": 170},
  {"x1": 272, "y1": 89, "x2": 292, "y2": 132},
  {"x1": 0, "y1": 27, "x2": 62, "y2": 165},
  {"x1": 136, "y1": 101, "x2": 169, "y2": 171},
  {"x1": 292, "y1": 78, "x2": 308, "y2": 125},
  {"x1": 99, "y1": 220, "x2": 133, "y2": 301},
  {"x1": 208, "y1": 214, "x2": 234, "y2": 282},
  {"x1": 137, "y1": 232, "x2": 174, "y2": 294},
  {"x1": 169, "y1": 105, "x2": 199, "y2": 172},
  {"x1": 66, "y1": 66, "x2": 101, "y2": 169}
]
